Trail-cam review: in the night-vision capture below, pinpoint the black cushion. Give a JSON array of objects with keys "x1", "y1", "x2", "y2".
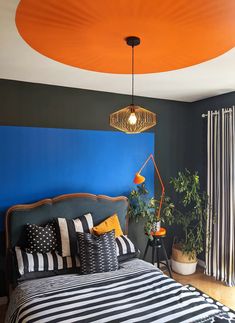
[
  {"x1": 26, "y1": 223, "x2": 57, "y2": 253},
  {"x1": 77, "y1": 230, "x2": 119, "y2": 274}
]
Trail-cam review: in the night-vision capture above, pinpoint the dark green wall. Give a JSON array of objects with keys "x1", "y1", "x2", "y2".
[{"x1": 0, "y1": 79, "x2": 193, "y2": 296}]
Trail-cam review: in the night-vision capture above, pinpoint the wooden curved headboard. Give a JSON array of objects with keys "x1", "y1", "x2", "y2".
[{"x1": 5, "y1": 193, "x2": 129, "y2": 250}]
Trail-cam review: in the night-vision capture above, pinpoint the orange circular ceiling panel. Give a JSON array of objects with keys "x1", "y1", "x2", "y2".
[{"x1": 15, "y1": 0, "x2": 235, "y2": 74}]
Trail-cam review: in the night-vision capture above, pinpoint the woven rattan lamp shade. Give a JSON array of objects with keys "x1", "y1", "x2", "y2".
[
  {"x1": 110, "y1": 105, "x2": 156, "y2": 134},
  {"x1": 110, "y1": 37, "x2": 156, "y2": 134}
]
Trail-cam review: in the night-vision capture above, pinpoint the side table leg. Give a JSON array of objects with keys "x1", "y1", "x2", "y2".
[
  {"x1": 161, "y1": 239, "x2": 173, "y2": 278},
  {"x1": 143, "y1": 240, "x2": 150, "y2": 260},
  {"x1": 152, "y1": 245, "x2": 156, "y2": 265},
  {"x1": 156, "y1": 244, "x2": 160, "y2": 268}
]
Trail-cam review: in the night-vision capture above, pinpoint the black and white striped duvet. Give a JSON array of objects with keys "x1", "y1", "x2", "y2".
[{"x1": 6, "y1": 259, "x2": 234, "y2": 323}]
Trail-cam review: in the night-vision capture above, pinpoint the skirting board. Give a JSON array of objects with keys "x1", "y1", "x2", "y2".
[
  {"x1": 0, "y1": 296, "x2": 8, "y2": 305},
  {"x1": 197, "y1": 259, "x2": 206, "y2": 269}
]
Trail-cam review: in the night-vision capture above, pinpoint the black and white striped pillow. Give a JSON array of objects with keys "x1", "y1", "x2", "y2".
[
  {"x1": 78, "y1": 230, "x2": 119, "y2": 275},
  {"x1": 116, "y1": 235, "x2": 140, "y2": 262},
  {"x1": 55, "y1": 213, "x2": 93, "y2": 257},
  {"x1": 15, "y1": 246, "x2": 80, "y2": 281}
]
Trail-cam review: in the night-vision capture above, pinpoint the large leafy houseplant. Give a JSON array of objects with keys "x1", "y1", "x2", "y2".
[
  {"x1": 162, "y1": 169, "x2": 209, "y2": 259},
  {"x1": 128, "y1": 170, "x2": 209, "y2": 258}
]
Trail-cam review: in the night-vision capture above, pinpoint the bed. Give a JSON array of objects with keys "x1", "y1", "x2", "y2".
[{"x1": 5, "y1": 193, "x2": 235, "y2": 323}]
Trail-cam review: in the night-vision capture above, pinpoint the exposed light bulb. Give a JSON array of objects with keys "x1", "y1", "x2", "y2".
[{"x1": 128, "y1": 112, "x2": 137, "y2": 125}]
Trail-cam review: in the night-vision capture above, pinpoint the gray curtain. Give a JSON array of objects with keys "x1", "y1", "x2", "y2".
[{"x1": 206, "y1": 107, "x2": 235, "y2": 286}]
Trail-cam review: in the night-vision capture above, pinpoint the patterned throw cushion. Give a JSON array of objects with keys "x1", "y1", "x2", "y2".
[
  {"x1": 116, "y1": 235, "x2": 140, "y2": 262},
  {"x1": 55, "y1": 213, "x2": 93, "y2": 257},
  {"x1": 26, "y1": 223, "x2": 57, "y2": 253},
  {"x1": 77, "y1": 230, "x2": 119, "y2": 274},
  {"x1": 15, "y1": 246, "x2": 80, "y2": 281},
  {"x1": 92, "y1": 214, "x2": 124, "y2": 238}
]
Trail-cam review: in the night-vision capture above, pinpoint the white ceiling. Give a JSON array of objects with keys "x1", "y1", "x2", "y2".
[{"x1": 0, "y1": 0, "x2": 235, "y2": 102}]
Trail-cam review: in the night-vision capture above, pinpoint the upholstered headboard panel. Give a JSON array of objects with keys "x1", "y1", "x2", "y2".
[{"x1": 5, "y1": 193, "x2": 129, "y2": 250}]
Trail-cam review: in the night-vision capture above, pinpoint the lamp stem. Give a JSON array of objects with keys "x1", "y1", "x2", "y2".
[
  {"x1": 137, "y1": 154, "x2": 165, "y2": 220},
  {"x1": 138, "y1": 154, "x2": 152, "y2": 174},
  {"x1": 131, "y1": 44, "x2": 134, "y2": 106}
]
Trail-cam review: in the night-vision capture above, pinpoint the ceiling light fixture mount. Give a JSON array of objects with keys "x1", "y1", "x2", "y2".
[
  {"x1": 126, "y1": 36, "x2": 140, "y2": 47},
  {"x1": 110, "y1": 36, "x2": 157, "y2": 134}
]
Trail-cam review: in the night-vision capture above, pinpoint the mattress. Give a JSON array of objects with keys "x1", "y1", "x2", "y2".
[{"x1": 6, "y1": 259, "x2": 234, "y2": 323}]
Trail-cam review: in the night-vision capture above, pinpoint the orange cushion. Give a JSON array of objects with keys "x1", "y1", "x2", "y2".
[{"x1": 92, "y1": 214, "x2": 123, "y2": 238}]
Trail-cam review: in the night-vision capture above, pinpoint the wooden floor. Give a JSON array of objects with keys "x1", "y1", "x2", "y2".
[
  {"x1": 0, "y1": 267, "x2": 234, "y2": 322},
  {"x1": 0, "y1": 305, "x2": 6, "y2": 323},
  {"x1": 170, "y1": 266, "x2": 235, "y2": 311}
]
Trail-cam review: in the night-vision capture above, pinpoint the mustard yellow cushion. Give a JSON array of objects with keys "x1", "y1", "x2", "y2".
[{"x1": 92, "y1": 214, "x2": 123, "y2": 238}]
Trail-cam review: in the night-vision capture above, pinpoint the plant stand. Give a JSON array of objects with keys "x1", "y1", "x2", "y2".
[{"x1": 143, "y1": 231, "x2": 172, "y2": 278}]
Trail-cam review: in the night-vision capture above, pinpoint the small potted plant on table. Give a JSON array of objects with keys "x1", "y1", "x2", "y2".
[{"x1": 128, "y1": 183, "x2": 162, "y2": 240}]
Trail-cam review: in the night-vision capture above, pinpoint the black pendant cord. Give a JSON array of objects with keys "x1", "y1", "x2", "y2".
[
  {"x1": 131, "y1": 44, "x2": 134, "y2": 106},
  {"x1": 125, "y1": 36, "x2": 140, "y2": 108}
]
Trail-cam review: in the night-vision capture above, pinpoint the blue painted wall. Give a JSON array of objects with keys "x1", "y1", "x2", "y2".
[{"x1": 0, "y1": 126, "x2": 154, "y2": 230}]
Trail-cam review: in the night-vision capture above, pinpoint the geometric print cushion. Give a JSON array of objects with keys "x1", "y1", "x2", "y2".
[
  {"x1": 77, "y1": 229, "x2": 119, "y2": 275},
  {"x1": 116, "y1": 235, "x2": 140, "y2": 262},
  {"x1": 15, "y1": 246, "x2": 80, "y2": 281},
  {"x1": 26, "y1": 223, "x2": 57, "y2": 253},
  {"x1": 55, "y1": 213, "x2": 93, "y2": 257}
]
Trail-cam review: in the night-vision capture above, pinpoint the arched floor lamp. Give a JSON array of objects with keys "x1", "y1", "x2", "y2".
[{"x1": 133, "y1": 153, "x2": 165, "y2": 231}]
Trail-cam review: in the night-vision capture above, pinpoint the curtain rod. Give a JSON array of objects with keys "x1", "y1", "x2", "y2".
[{"x1": 201, "y1": 107, "x2": 233, "y2": 118}]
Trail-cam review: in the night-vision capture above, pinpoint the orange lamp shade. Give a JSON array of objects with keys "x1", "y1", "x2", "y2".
[{"x1": 133, "y1": 173, "x2": 145, "y2": 184}]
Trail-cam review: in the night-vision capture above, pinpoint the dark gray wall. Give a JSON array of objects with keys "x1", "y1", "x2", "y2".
[
  {"x1": 0, "y1": 79, "x2": 193, "y2": 296},
  {"x1": 191, "y1": 92, "x2": 235, "y2": 190},
  {"x1": 2, "y1": 79, "x2": 234, "y2": 296},
  {"x1": 0, "y1": 79, "x2": 192, "y2": 177}
]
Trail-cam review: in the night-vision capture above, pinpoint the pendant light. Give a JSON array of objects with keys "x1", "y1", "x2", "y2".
[{"x1": 110, "y1": 36, "x2": 156, "y2": 134}]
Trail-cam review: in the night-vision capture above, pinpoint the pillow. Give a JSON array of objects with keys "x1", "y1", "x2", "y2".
[
  {"x1": 92, "y1": 214, "x2": 123, "y2": 238},
  {"x1": 15, "y1": 246, "x2": 80, "y2": 281},
  {"x1": 77, "y1": 230, "x2": 119, "y2": 274},
  {"x1": 55, "y1": 213, "x2": 93, "y2": 257},
  {"x1": 116, "y1": 235, "x2": 140, "y2": 262},
  {"x1": 25, "y1": 223, "x2": 57, "y2": 253}
]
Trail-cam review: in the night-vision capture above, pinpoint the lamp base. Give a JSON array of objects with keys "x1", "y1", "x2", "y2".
[{"x1": 125, "y1": 36, "x2": 140, "y2": 47}]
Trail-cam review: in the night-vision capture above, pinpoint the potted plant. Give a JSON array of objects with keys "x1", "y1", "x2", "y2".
[
  {"x1": 162, "y1": 169, "x2": 209, "y2": 275},
  {"x1": 128, "y1": 184, "x2": 162, "y2": 240}
]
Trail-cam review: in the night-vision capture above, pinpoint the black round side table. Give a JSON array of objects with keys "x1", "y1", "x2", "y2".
[{"x1": 143, "y1": 228, "x2": 172, "y2": 278}]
